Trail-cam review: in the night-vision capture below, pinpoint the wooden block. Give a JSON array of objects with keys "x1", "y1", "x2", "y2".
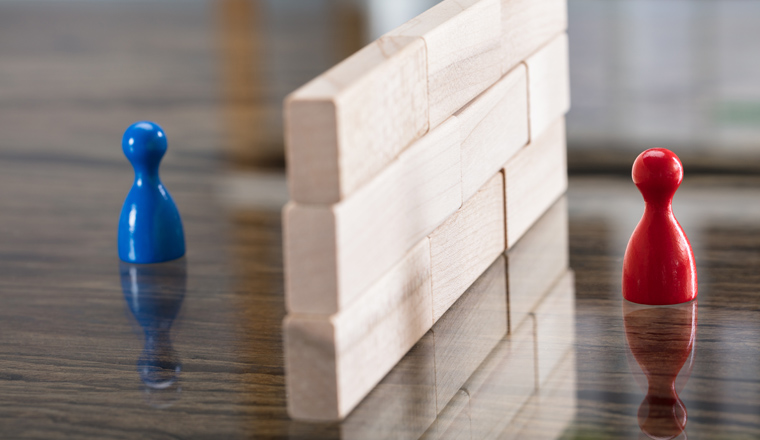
[
  {"x1": 504, "y1": 118, "x2": 567, "y2": 249},
  {"x1": 504, "y1": 350, "x2": 577, "y2": 439},
  {"x1": 464, "y1": 316, "x2": 536, "y2": 440},
  {"x1": 533, "y1": 270, "x2": 575, "y2": 387},
  {"x1": 430, "y1": 171, "x2": 506, "y2": 322},
  {"x1": 420, "y1": 390, "x2": 472, "y2": 440},
  {"x1": 390, "y1": 0, "x2": 502, "y2": 128},
  {"x1": 284, "y1": 239, "x2": 433, "y2": 421},
  {"x1": 525, "y1": 33, "x2": 570, "y2": 140},
  {"x1": 501, "y1": 0, "x2": 568, "y2": 75},
  {"x1": 339, "y1": 331, "x2": 438, "y2": 440},
  {"x1": 284, "y1": 117, "x2": 461, "y2": 315},
  {"x1": 432, "y1": 256, "x2": 508, "y2": 413},
  {"x1": 506, "y1": 196, "x2": 569, "y2": 332},
  {"x1": 456, "y1": 64, "x2": 529, "y2": 202},
  {"x1": 285, "y1": 35, "x2": 429, "y2": 204}
]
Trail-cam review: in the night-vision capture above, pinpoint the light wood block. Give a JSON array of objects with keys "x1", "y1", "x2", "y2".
[
  {"x1": 504, "y1": 350, "x2": 577, "y2": 439},
  {"x1": 525, "y1": 33, "x2": 570, "y2": 140},
  {"x1": 390, "y1": 0, "x2": 502, "y2": 128},
  {"x1": 507, "y1": 196, "x2": 569, "y2": 332},
  {"x1": 339, "y1": 331, "x2": 438, "y2": 440},
  {"x1": 465, "y1": 316, "x2": 536, "y2": 440},
  {"x1": 432, "y1": 256, "x2": 508, "y2": 414},
  {"x1": 284, "y1": 239, "x2": 433, "y2": 421},
  {"x1": 430, "y1": 171, "x2": 506, "y2": 322},
  {"x1": 500, "y1": 0, "x2": 568, "y2": 75},
  {"x1": 533, "y1": 270, "x2": 575, "y2": 387},
  {"x1": 420, "y1": 390, "x2": 472, "y2": 440},
  {"x1": 456, "y1": 64, "x2": 529, "y2": 202},
  {"x1": 504, "y1": 118, "x2": 567, "y2": 249},
  {"x1": 284, "y1": 117, "x2": 461, "y2": 315},
  {"x1": 285, "y1": 35, "x2": 429, "y2": 204}
]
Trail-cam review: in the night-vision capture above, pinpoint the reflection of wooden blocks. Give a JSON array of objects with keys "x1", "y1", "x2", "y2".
[
  {"x1": 420, "y1": 390, "x2": 471, "y2": 440},
  {"x1": 284, "y1": 118, "x2": 460, "y2": 315},
  {"x1": 501, "y1": 0, "x2": 568, "y2": 75},
  {"x1": 533, "y1": 270, "x2": 576, "y2": 387},
  {"x1": 431, "y1": 256, "x2": 508, "y2": 412},
  {"x1": 390, "y1": 0, "x2": 502, "y2": 128},
  {"x1": 338, "y1": 331, "x2": 437, "y2": 440},
  {"x1": 456, "y1": 64, "x2": 529, "y2": 202},
  {"x1": 504, "y1": 118, "x2": 567, "y2": 249},
  {"x1": 503, "y1": 350, "x2": 577, "y2": 439},
  {"x1": 525, "y1": 33, "x2": 570, "y2": 140},
  {"x1": 507, "y1": 196, "x2": 569, "y2": 331},
  {"x1": 285, "y1": 36, "x2": 429, "y2": 204},
  {"x1": 284, "y1": 240, "x2": 433, "y2": 421},
  {"x1": 465, "y1": 317, "x2": 536, "y2": 439},
  {"x1": 430, "y1": 172, "x2": 506, "y2": 322}
]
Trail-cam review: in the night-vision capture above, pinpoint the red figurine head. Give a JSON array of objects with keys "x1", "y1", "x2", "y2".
[{"x1": 632, "y1": 148, "x2": 684, "y2": 208}]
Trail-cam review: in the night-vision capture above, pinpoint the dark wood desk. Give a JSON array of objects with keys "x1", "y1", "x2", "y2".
[{"x1": 2, "y1": 2, "x2": 760, "y2": 439}]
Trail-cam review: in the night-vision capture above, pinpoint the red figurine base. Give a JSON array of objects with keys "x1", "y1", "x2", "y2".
[{"x1": 622, "y1": 148, "x2": 698, "y2": 305}]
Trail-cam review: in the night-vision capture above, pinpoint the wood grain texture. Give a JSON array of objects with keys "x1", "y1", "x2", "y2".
[
  {"x1": 506, "y1": 196, "x2": 569, "y2": 332},
  {"x1": 524, "y1": 33, "x2": 570, "y2": 140},
  {"x1": 430, "y1": 171, "x2": 506, "y2": 322},
  {"x1": 500, "y1": 0, "x2": 568, "y2": 75},
  {"x1": 420, "y1": 390, "x2": 471, "y2": 440},
  {"x1": 455, "y1": 63, "x2": 529, "y2": 202},
  {"x1": 464, "y1": 316, "x2": 536, "y2": 440},
  {"x1": 431, "y1": 256, "x2": 508, "y2": 414},
  {"x1": 284, "y1": 117, "x2": 461, "y2": 315},
  {"x1": 504, "y1": 118, "x2": 567, "y2": 249},
  {"x1": 390, "y1": 0, "x2": 502, "y2": 128},
  {"x1": 533, "y1": 270, "x2": 575, "y2": 387},
  {"x1": 285, "y1": 35, "x2": 429, "y2": 204},
  {"x1": 284, "y1": 239, "x2": 433, "y2": 421}
]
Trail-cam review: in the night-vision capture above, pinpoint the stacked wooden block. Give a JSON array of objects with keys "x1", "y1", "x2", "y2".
[
  {"x1": 295, "y1": 197, "x2": 576, "y2": 439},
  {"x1": 283, "y1": 0, "x2": 570, "y2": 421}
]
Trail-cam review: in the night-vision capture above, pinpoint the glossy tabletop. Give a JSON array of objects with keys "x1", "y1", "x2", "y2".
[{"x1": 3, "y1": 2, "x2": 760, "y2": 439}]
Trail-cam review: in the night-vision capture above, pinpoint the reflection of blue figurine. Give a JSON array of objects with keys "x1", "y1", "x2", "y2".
[
  {"x1": 118, "y1": 121, "x2": 185, "y2": 264},
  {"x1": 121, "y1": 259, "x2": 186, "y2": 390}
]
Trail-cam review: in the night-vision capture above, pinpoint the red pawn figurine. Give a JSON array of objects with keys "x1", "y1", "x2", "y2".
[{"x1": 623, "y1": 148, "x2": 697, "y2": 305}]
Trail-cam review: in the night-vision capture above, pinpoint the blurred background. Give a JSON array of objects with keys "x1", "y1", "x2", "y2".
[{"x1": 3, "y1": 0, "x2": 758, "y2": 173}]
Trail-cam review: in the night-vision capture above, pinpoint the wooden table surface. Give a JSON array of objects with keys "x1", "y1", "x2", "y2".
[{"x1": 3, "y1": 2, "x2": 760, "y2": 439}]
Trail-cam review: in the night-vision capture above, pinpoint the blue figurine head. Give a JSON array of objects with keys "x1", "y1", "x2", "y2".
[
  {"x1": 119, "y1": 121, "x2": 186, "y2": 264},
  {"x1": 123, "y1": 121, "x2": 168, "y2": 174}
]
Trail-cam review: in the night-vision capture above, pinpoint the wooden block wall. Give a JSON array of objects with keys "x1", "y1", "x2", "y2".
[
  {"x1": 456, "y1": 64, "x2": 529, "y2": 202},
  {"x1": 501, "y1": 0, "x2": 568, "y2": 75},
  {"x1": 504, "y1": 118, "x2": 568, "y2": 248},
  {"x1": 525, "y1": 33, "x2": 571, "y2": 140},
  {"x1": 429, "y1": 172, "x2": 506, "y2": 322},
  {"x1": 389, "y1": 0, "x2": 502, "y2": 129},
  {"x1": 284, "y1": 118, "x2": 460, "y2": 315},
  {"x1": 283, "y1": 0, "x2": 571, "y2": 422},
  {"x1": 308, "y1": 248, "x2": 575, "y2": 436},
  {"x1": 284, "y1": 240, "x2": 433, "y2": 420},
  {"x1": 286, "y1": 36, "x2": 429, "y2": 204},
  {"x1": 507, "y1": 196, "x2": 569, "y2": 332}
]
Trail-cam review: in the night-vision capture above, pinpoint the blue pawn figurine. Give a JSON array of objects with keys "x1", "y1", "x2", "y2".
[{"x1": 119, "y1": 121, "x2": 185, "y2": 263}]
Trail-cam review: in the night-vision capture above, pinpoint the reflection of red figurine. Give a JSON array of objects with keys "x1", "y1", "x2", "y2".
[
  {"x1": 623, "y1": 148, "x2": 698, "y2": 305},
  {"x1": 623, "y1": 300, "x2": 697, "y2": 440}
]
